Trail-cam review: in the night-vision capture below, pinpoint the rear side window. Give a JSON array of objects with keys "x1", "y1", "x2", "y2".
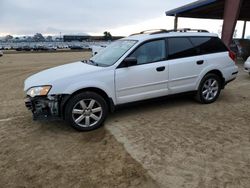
[
  {"x1": 168, "y1": 37, "x2": 197, "y2": 60},
  {"x1": 190, "y1": 37, "x2": 228, "y2": 55}
]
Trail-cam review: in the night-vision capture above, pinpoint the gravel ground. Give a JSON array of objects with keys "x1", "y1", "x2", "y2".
[{"x1": 0, "y1": 52, "x2": 158, "y2": 188}]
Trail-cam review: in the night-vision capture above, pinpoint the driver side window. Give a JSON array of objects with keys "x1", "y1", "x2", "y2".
[{"x1": 129, "y1": 39, "x2": 166, "y2": 65}]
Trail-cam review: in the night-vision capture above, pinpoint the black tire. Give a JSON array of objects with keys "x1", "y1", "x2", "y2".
[
  {"x1": 195, "y1": 73, "x2": 222, "y2": 104},
  {"x1": 65, "y1": 92, "x2": 108, "y2": 131},
  {"x1": 242, "y1": 55, "x2": 249, "y2": 61}
]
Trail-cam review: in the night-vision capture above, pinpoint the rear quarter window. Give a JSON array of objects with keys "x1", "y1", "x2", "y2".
[{"x1": 190, "y1": 37, "x2": 228, "y2": 55}]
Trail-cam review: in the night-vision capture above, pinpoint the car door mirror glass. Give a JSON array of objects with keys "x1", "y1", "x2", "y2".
[{"x1": 123, "y1": 57, "x2": 137, "y2": 67}]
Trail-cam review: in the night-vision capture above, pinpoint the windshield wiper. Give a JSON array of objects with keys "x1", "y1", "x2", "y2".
[
  {"x1": 89, "y1": 60, "x2": 99, "y2": 66},
  {"x1": 81, "y1": 60, "x2": 99, "y2": 66}
]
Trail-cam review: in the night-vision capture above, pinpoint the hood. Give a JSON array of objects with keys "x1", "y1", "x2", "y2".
[{"x1": 24, "y1": 61, "x2": 102, "y2": 91}]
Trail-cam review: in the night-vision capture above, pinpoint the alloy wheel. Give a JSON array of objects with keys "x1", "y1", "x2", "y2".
[
  {"x1": 202, "y1": 78, "x2": 219, "y2": 101},
  {"x1": 72, "y1": 99, "x2": 103, "y2": 127}
]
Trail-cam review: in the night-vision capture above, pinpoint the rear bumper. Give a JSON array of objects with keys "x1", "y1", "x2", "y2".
[
  {"x1": 224, "y1": 77, "x2": 236, "y2": 87},
  {"x1": 24, "y1": 95, "x2": 64, "y2": 120},
  {"x1": 222, "y1": 65, "x2": 238, "y2": 85},
  {"x1": 223, "y1": 71, "x2": 238, "y2": 86},
  {"x1": 222, "y1": 65, "x2": 238, "y2": 88}
]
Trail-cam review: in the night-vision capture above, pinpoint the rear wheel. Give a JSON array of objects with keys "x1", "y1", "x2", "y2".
[
  {"x1": 195, "y1": 73, "x2": 222, "y2": 104},
  {"x1": 65, "y1": 92, "x2": 108, "y2": 131}
]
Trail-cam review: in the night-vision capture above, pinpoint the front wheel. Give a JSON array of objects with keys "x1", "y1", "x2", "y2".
[
  {"x1": 195, "y1": 73, "x2": 222, "y2": 104},
  {"x1": 65, "y1": 92, "x2": 108, "y2": 131}
]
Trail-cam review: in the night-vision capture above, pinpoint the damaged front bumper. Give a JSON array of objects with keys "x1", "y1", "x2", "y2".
[{"x1": 24, "y1": 95, "x2": 68, "y2": 120}]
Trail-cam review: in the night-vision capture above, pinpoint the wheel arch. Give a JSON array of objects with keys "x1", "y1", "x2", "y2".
[
  {"x1": 196, "y1": 69, "x2": 225, "y2": 90},
  {"x1": 205, "y1": 69, "x2": 225, "y2": 88},
  {"x1": 61, "y1": 87, "x2": 115, "y2": 119}
]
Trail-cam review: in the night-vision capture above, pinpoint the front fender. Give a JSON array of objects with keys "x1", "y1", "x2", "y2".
[
  {"x1": 47, "y1": 68, "x2": 116, "y2": 104},
  {"x1": 63, "y1": 81, "x2": 115, "y2": 102}
]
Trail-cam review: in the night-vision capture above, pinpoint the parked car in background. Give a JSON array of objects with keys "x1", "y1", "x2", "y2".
[
  {"x1": 230, "y1": 39, "x2": 250, "y2": 60},
  {"x1": 23, "y1": 46, "x2": 32, "y2": 51},
  {"x1": 24, "y1": 29, "x2": 238, "y2": 131},
  {"x1": 33, "y1": 45, "x2": 45, "y2": 51},
  {"x1": 0, "y1": 50, "x2": 3, "y2": 57},
  {"x1": 15, "y1": 46, "x2": 33, "y2": 51},
  {"x1": 4, "y1": 46, "x2": 11, "y2": 50},
  {"x1": 57, "y1": 45, "x2": 64, "y2": 49},
  {"x1": 47, "y1": 45, "x2": 57, "y2": 51},
  {"x1": 15, "y1": 47, "x2": 23, "y2": 51},
  {"x1": 69, "y1": 45, "x2": 84, "y2": 50},
  {"x1": 33, "y1": 45, "x2": 56, "y2": 51},
  {"x1": 244, "y1": 57, "x2": 250, "y2": 75},
  {"x1": 62, "y1": 44, "x2": 69, "y2": 49}
]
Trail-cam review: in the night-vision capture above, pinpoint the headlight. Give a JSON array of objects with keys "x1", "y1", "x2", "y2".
[{"x1": 27, "y1": 86, "x2": 51, "y2": 97}]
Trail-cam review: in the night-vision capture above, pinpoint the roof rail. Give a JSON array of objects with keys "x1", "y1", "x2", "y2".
[
  {"x1": 130, "y1": 28, "x2": 209, "y2": 36},
  {"x1": 166, "y1": 28, "x2": 209, "y2": 33},
  {"x1": 130, "y1": 29, "x2": 168, "y2": 36}
]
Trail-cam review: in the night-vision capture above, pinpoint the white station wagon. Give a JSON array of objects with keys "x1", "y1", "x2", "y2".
[
  {"x1": 24, "y1": 29, "x2": 238, "y2": 131},
  {"x1": 244, "y1": 56, "x2": 250, "y2": 75}
]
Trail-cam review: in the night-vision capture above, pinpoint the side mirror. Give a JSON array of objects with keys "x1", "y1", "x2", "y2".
[{"x1": 123, "y1": 57, "x2": 137, "y2": 67}]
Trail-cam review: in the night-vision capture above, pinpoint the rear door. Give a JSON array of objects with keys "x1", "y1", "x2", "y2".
[
  {"x1": 167, "y1": 37, "x2": 206, "y2": 94},
  {"x1": 115, "y1": 39, "x2": 169, "y2": 104}
]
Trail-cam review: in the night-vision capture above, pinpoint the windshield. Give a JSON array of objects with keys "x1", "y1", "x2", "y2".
[{"x1": 90, "y1": 40, "x2": 137, "y2": 66}]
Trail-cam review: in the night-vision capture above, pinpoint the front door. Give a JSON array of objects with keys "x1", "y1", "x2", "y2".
[{"x1": 115, "y1": 39, "x2": 169, "y2": 104}]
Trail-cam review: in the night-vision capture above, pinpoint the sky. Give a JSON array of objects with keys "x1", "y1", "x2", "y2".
[{"x1": 0, "y1": 0, "x2": 249, "y2": 37}]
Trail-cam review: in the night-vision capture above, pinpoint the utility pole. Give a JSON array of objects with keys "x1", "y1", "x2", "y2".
[
  {"x1": 242, "y1": 21, "x2": 247, "y2": 39},
  {"x1": 174, "y1": 14, "x2": 178, "y2": 30}
]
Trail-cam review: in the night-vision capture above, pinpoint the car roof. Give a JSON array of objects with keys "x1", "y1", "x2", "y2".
[{"x1": 124, "y1": 32, "x2": 218, "y2": 42}]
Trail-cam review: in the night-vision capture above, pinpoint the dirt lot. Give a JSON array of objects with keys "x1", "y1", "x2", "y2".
[
  {"x1": 0, "y1": 52, "x2": 250, "y2": 188},
  {"x1": 0, "y1": 52, "x2": 158, "y2": 188},
  {"x1": 106, "y1": 62, "x2": 250, "y2": 187}
]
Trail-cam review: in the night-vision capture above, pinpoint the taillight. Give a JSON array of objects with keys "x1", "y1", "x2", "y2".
[{"x1": 229, "y1": 51, "x2": 236, "y2": 62}]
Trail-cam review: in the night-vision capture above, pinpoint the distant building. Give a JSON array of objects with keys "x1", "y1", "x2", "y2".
[
  {"x1": 63, "y1": 35, "x2": 90, "y2": 42},
  {"x1": 63, "y1": 34, "x2": 124, "y2": 42},
  {"x1": 90, "y1": 36, "x2": 124, "y2": 41}
]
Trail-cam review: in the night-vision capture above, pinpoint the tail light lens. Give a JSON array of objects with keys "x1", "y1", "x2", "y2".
[{"x1": 229, "y1": 51, "x2": 236, "y2": 62}]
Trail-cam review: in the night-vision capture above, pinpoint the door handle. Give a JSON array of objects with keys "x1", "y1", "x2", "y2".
[
  {"x1": 156, "y1": 66, "x2": 165, "y2": 72},
  {"x1": 196, "y1": 60, "x2": 204, "y2": 65}
]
